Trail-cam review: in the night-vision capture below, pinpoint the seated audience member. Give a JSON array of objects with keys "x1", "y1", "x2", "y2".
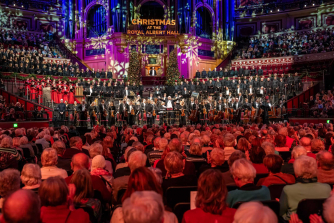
[
  {"x1": 281, "y1": 145, "x2": 307, "y2": 175},
  {"x1": 299, "y1": 137, "x2": 316, "y2": 158},
  {"x1": 0, "y1": 136, "x2": 22, "y2": 170},
  {"x1": 278, "y1": 127, "x2": 296, "y2": 149},
  {"x1": 222, "y1": 150, "x2": 246, "y2": 186},
  {"x1": 311, "y1": 138, "x2": 325, "y2": 154},
  {"x1": 237, "y1": 137, "x2": 251, "y2": 154},
  {"x1": 226, "y1": 158, "x2": 270, "y2": 208},
  {"x1": 0, "y1": 169, "x2": 20, "y2": 210},
  {"x1": 111, "y1": 167, "x2": 177, "y2": 223},
  {"x1": 250, "y1": 140, "x2": 268, "y2": 174},
  {"x1": 52, "y1": 140, "x2": 72, "y2": 174},
  {"x1": 223, "y1": 133, "x2": 236, "y2": 160},
  {"x1": 70, "y1": 169, "x2": 102, "y2": 223},
  {"x1": 39, "y1": 176, "x2": 90, "y2": 223},
  {"x1": 162, "y1": 151, "x2": 197, "y2": 195},
  {"x1": 35, "y1": 132, "x2": 50, "y2": 149},
  {"x1": 155, "y1": 138, "x2": 196, "y2": 177},
  {"x1": 122, "y1": 191, "x2": 164, "y2": 223},
  {"x1": 89, "y1": 142, "x2": 113, "y2": 174},
  {"x1": 40, "y1": 148, "x2": 68, "y2": 180},
  {"x1": 21, "y1": 163, "x2": 41, "y2": 193},
  {"x1": 233, "y1": 201, "x2": 278, "y2": 223},
  {"x1": 183, "y1": 169, "x2": 236, "y2": 223},
  {"x1": 90, "y1": 155, "x2": 113, "y2": 192},
  {"x1": 274, "y1": 134, "x2": 290, "y2": 152},
  {"x1": 256, "y1": 154, "x2": 295, "y2": 186},
  {"x1": 316, "y1": 151, "x2": 334, "y2": 184},
  {"x1": 279, "y1": 155, "x2": 331, "y2": 220},
  {"x1": 113, "y1": 151, "x2": 147, "y2": 201},
  {"x1": 186, "y1": 143, "x2": 207, "y2": 170},
  {"x1": 198, "y1": 148, "x2": 229, "y2": 175},
  {"x1": 19, "y1": 136, "x2": 35, "y2": 157},
  {"x1": 261, "y1": 142, "x2": 277, "y2": 155},
  {"x1": 114, "y1": 147, "x2": 136, "y2": 177},
  {"x1": 201, "y1": 135, "x2": 212, "y2": 153},
  {"x1": 62, "y1": 136, "x2": 89, "y2": 159},
  {"x1": 0, "y1": 190, "x2": 41, "y2": 223},
  {"x1": 65, "y1": 153, "x2": 111, "y2": 203},
  {"x1": 147, "y1": 137, "x2": 168, "y2": 166}
]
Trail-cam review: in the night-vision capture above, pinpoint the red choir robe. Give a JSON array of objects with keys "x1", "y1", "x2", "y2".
[
  {"x1": 37, "y1": 85, "x2": 43, "y2": 103},
  {"x1": 69, "y1": 88, "x2": 75, "y2": 104},
  {"x1": 57, "y1": 88, "x2": 63, "y2": 102},
  {"x1": 30, "y1": 85, "x2": 36, "y2": 100},
  {"x1": 62, "y1": 88, "x2": 69, "y2": 103},
  {"x1": 52, "y1": 87, "x2": 58, "y2": 103}
]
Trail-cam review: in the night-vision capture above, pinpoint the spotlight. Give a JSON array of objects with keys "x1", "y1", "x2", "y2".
[
  {"x1": 270, "y1": 10, "x2": 272, "y2": 12},
  {"x1": 313, "y1": 3, "x2": 315, "y2": 5},
  {"x1": 278, "y1": 9, "x2": 280, "y2": 11},
  {"x1": 13, "y1": 3, "x2": 15, "y2": 6},
  {"x1": 305, "y1": 4, "x2": 307, "y2": 7}
]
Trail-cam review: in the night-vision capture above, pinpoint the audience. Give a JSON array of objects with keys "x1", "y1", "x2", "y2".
[
  {"x1": 233, "y1": 201, "x2": 278, "y2": 223},
  {"x1": 1, "y1": 121, "x2": 334, "y2": 222}
]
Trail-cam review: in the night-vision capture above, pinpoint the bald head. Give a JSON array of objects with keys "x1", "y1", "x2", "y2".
[
  {"x1": 300, "y1": 137, "x2": 312, "y2": 151},
  {"x1": 2, "y1": 189, "x2": 40, "y2": 223},
  {"x1": 71, "y1": 153, "x2": 90, "y2": 171},
  {"x1": 317, "y1": 151, "x2": 334, "y2": 170}
]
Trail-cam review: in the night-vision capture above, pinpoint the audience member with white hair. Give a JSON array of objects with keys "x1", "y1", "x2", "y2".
[
  {"x1": 222, "y1": 150, "x2": 246, "y2": 186},
  {"x1": 233, "y1": 201, "x2": 278, "y2": 223},
  {"x1": 198, "y1": 148, "x2": 229, "y2": 176},
  {"x1": 223, "y1": 133, "x2": 236, "y2": 160},
  {"x1": 147, "y1": 137, "x2": 168, "y2": 166},
  {"x1": 35, "y1": 131, "x2": 50, "y2": 149},
  {"x1": 90, "y1": 155, "x2": 113, "y2": 192},
  {"x1": 226, "y1": 158, "x2": 270, "y2": 207},
  {"x1": 0, "y1": 169, "x2": 21, "y2": 209},
  {"x1": 279, "y1": 155, "x2": 331, "y2": 220},
  {"x1": 122, "y1": 191, "x2": 165, "y2": 223},
  {"x1": 113, "y1": 151, "x2": 147, "y2": 201},
  {"x1": 281, "y1": 145, "x2": 307, "y2": 175},
  {"x1": 40, "y1": 148, "x2": 68, "y2": 180},
  {"x1": 89, "y1": 142, "x2": 113, "y2": 174},
  {"x1": 21, "y1": 163, "x2": 41, "y2": 193}
]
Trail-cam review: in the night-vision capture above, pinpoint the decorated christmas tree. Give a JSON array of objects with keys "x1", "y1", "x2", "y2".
[
  {"x1": 166, "y1": 49, "x2": 180, "y2": 86},
  {"x1": 128, "y1": 49, "x2": 141, "y2": 85}
]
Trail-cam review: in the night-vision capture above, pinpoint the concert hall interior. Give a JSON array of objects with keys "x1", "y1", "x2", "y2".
[{"x1": 2, "y1": 0, "x2": 334, "y2": 222}]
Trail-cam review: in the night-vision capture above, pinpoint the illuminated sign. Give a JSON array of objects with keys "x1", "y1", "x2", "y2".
[{"x1": 127, "y1": 19, "x2": 179, "y2": 35}]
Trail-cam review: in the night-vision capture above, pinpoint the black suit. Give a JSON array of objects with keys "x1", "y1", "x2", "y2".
[
  {"x1": 58, "y1": 103, "x2": 66, "y2": 120},
  {"x1": 150, "y1": 69, "x2": 157, "y2": 76}
]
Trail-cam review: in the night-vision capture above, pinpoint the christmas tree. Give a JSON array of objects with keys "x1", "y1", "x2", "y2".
[
  {"x1": 166, "y1": 49, "x2": 180, "y2": 86},
  {"x1": 128, "y1": 49, "x2": 141, "y2": 85}
]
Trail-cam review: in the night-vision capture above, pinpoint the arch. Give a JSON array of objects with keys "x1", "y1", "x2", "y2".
[
  {"x1": 84, "y1": 1, "x2": 109, "y2": 28},
  {"x1": 195, "y1": 6, "x2": 213, "y2": 39},
  {"x1": 136, "y1": 0, "x2": 168, "y2": 19},
  {"x1": 194, "y1": 2, "x2": 215, "y2": 38},
  {"x1": 86, "y1": 5, "x2": 107, "y2": 38}
]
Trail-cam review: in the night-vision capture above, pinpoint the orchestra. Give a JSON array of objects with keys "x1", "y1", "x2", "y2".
[{"x1": 16, "y1": 70, "x2": 300, "y2": 128}]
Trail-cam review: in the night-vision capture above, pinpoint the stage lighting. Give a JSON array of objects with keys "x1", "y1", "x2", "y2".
[
  {"x1": 13, "y1": 123, "x2": 18, "y2": 128},
  {"x1": 278, "y1": 9, "x2": 280, "y2": 11},
  {"x1": 13, "y1": 3, "x2": 15, "y2": 6},
  {"x1": 270, "y1": 10, "x2": 272, "y2": 12},
  {"x1": 327, "y1": 120, "x2": 330, "y2": 124}
]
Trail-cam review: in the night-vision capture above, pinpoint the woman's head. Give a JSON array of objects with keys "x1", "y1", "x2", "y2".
[
  {"x1": 39, "y1": 176, "x2": 68, "y2": 207},
  {"x1": 263, "y1": 154, "x2": 283, "y2": 174},
  {"x1": 164, "y1": 151, "x2": 184, "y2": 175},
  {"x1": 70, "y1": 169, "x2": 94, "y2": 203},
  {"x1": 230, "y1": 158, "x2": 256, "y2": 184},
  {"x1": 250, "y1": 145, "x2": 266, "y2": 164},
  {"x1": 189, "y1": 143, "x2": 202, "y2": 156},
  {"x1": 41, "y1": 148, "x2": 58, "y2": 167},
  {"x1": 294, "y1": 155, "x2": 317, "y2": 179},
  {"x1": 196, "y1": 169, "x2": 227, "y2": 215},
  {"x1": 274, "y1": 134, "x2": 287, "y2": 147},
  {"x1": 122, "y1": 167, "x2": 162, "y2": 202},
  {"x1": 210, "y1": 148, "x2": 225, "y2": 166},
  {"x1": 237, "y1": 138, "x2": 251, "y2": 152},
  {"x1": 21, "y1": 164, "x2": 41, "y2": 186}
]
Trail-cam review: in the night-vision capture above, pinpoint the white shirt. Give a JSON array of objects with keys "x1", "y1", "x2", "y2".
[
  {"x1": 237, "y1": 88, "x2": 240, "y2": 94},
  {"x1": 249, "y1": 88, "x2": 252, "y2": 94},
  {"x1": 126, "y1": 90, "x2": 128, "y2": 96},
  {"x1": 167, "y1": 100, "x2": 173, "y2": 108},
  {"x1": 226, "y1": 90, "x2": 229, "y2": 95},
  {"x1": 260, "y1": 89, "x2": 263, "y2": 94}
]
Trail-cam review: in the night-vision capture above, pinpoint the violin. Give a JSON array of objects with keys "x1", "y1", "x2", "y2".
[
  {"x1": 111, "y1": 110, "x2": 114, "y2": 118},
  {"x1": 131, "y1": 108, "x2": 135, "y2": 115},
  {"x1": 153, "y1": 109, "x2": 156, "y2": 117},
  {"x1": 181, "y1": 109, "x2": 185, "y2": 117}
]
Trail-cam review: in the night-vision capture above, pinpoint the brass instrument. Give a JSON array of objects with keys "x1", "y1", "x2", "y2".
[{"x1": 130, "y1": 91, "x2": 135, "y2": 96}]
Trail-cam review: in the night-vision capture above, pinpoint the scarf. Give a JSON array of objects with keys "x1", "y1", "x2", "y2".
[{"x1": 91, "y1": 168, "x2": 112, "y2": 176}]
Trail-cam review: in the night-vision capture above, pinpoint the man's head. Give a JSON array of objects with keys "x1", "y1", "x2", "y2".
[
  {"x1": 71, "y1": 153, "x2": 90, "y2": 172},
  {"x1": 128, "y1": 151, "x2": 147, "y2": 172},
  {"x1": 1, "y1": 190, "x2": 41, "y2": 223},
  {"x1": 300, "y1": 137, "x2": 312, "y2": 152},
  {"x1": 69, "y1": 136, "x2": 83, "y2": 150},
  {"x1": 317, "y1": 151, "x2": 334, "y2": 171}
]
